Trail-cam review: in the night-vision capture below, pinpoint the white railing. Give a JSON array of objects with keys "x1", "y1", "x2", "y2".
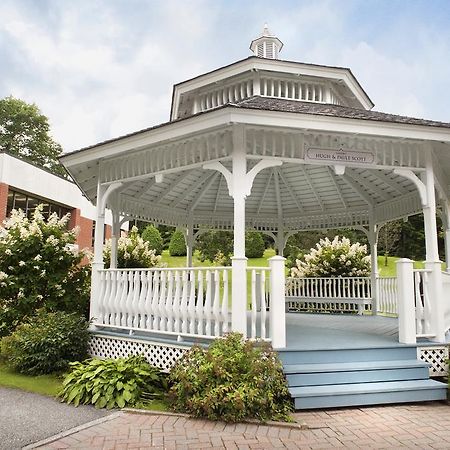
[
  {"x1": 413, "y1": 269, "x2": 434, "y2": 337},
  {"x1": 247, "y1": 267, "x2": 270, "y2": 340},
  {"x1": 442, "y1": 271, "x2": 450, "y2": 332},
  {"x1": 285, "y1": 277, "x2": 371, "y2": 315},
  {"x1": 95, "y1": 267, "x2": 231, "y2": 340},
  {"x1": 376, "y1": 277, "x2": 398, "y2": 315}
]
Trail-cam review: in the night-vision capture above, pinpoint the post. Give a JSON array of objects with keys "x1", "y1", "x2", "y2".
[
  {"x1": 396, "y1": 258, "x2": 416, "y2": 344},
  {"x1": 369, "y1": 223, "x2": 379, "y2": 315},
  {"x1": 269, "y1": 255, "x2": 286, "y2": 348},
  {"x1": 110, "y1": 211, "x2": 120, "y2": 269},
  {"x1": 90, "y1": 181, "x2": 106, "y2": 322},
  {"x1": 231, "y1": 126, "x2": 248, "y2": 336},
  {"x1": 186, "y1": 220, "x2": 194, "y2": 267},
  {"x1": 275, "y1": 230, "x2": 286, "y2": 256},
  {"x1": 422, "y1": 159, "x2": 445, "y2": 341},
  {"x1": 445, "y1": 228, "x2": 450, "y2": 272}
]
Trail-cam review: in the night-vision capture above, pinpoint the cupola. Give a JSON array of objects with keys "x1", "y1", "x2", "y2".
[{"x1": 250, "y1": 23, "x2": 283, "y2": 59}]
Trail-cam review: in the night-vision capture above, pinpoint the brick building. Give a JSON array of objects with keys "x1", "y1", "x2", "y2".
[{"x1": 0, "y1": 151, "x2": 115, "y2": 250}]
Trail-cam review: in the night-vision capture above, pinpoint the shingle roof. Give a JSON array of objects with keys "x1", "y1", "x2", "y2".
[{"x1": 230, "y1": 96, "x2": 450, "y2": 129}]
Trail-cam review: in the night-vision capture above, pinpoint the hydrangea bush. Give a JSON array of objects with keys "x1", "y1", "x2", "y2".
[
  {"x1": 103, "y1": 226, "x2": 162, "y2": 268},
  {"x1": 291, "y1": 236, "x2": 371, "y2": 278},
  {"x1": 0, "y1": 206, "x2": 90, "y2": 337}
]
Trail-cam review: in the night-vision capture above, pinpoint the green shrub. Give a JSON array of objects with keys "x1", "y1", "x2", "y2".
[
  {"x1": 103, "y1": 226, "x2": 162, "y2": 268},
  {"x1": 168, "y1": 230, "x2": 187, "y2": 256},
  {"x1": 1, "y1": 310, "x2": 90, "y2": 375},
  {"x1": 0, "y1": 206, "x2": 90, "y2": 337},
  {"x1": 196, "y1": 230, "x2": 233, "y2": 264},
  {"x1": 60, "y1": 356, "x2": 165, "y2": 409},
  {"x1": 168, "y1": 333, "x2": 293, "y2": 422},
  {"x1": 141, "y1": 225, "x2": 164, "y2": 255},
  {"x1": 245, "y1": 231, "x2": 265, "y2": 258}
]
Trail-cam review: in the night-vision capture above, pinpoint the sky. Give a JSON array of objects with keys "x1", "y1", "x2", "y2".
[{"x1": 1, "y1": 0, "x2": 449, "y2": 153}]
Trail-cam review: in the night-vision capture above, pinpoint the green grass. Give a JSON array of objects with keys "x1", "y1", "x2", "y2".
[
  {"x1": 377, "y1": 256, "x2": 446, "y2": 277},
  {"x1": 0, "y1": 362, "x2": 63, "y2": 397}
]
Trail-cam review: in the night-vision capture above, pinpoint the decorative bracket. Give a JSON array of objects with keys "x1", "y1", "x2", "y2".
[
  {"x1": 203, "y1": 158, "x2": 282, "y2": 198},
  {"x1": 393, "y1": 168, "x2": 427, "y2": 207}
]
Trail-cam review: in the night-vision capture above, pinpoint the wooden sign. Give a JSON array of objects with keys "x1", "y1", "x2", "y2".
[{"x1": 305, "y1": 147, "x2": 375, "y2": 165}]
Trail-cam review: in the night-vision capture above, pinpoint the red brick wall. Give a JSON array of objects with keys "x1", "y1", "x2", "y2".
[
  {"x1": 105, "y1": 224, "x2": 112, "y2": 240},
  {"x1": 69, "y1": 208, "x2": 94, "y2": 251},
  {"x1": 0, "y1": 182, "x2": 9, "y2": 225}
]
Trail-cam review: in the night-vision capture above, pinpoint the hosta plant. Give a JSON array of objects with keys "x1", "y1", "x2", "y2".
[
  {"x1": 59, "y1": 356, "x2": 165, "y2": 409},
  {"x1": 168, "y1": 333, "x2": 293, "y2": 422},
  {"x1": 291, "y1": 235, "x2": 371, "y2": 278}
]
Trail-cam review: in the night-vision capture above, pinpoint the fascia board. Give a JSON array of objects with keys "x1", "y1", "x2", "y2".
[
  {"x1": 61, "y1": 109, "x2": 234, "y2": 167},
  {"x1": 227, "y1": 108, "x2": 450, "y2": 143}
]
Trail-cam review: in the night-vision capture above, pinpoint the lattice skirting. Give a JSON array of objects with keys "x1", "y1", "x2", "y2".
[
  {"x1": 89, "y1": 334, "x2": 188, "y2": 372},
  {"x1": 417, "y1": 345, "x2": 449, "y2": 377}
]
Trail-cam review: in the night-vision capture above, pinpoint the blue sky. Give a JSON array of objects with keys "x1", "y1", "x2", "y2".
[{"x1": 1, "y1": 0, "x2": 449, "y2": 151}]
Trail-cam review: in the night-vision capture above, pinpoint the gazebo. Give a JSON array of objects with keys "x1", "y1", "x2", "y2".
[{"x1": 61, "y1": 26, "x2": 450, "y2": 408}]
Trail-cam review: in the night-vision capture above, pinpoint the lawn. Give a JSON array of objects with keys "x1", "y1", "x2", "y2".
[{"x1": 0, "y1": 362, "x2": 63, "y2": 397}]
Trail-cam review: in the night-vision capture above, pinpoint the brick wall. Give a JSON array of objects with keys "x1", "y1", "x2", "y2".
[
  {"x1": 0, "y1": 182, "x2": 8, "y2": 225},
  {"x1": 69, "y1": 208, "x2": 94, "y2": 251}
]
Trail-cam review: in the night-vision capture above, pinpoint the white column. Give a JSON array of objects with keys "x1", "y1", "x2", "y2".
[
  {"x1": 442, "y1": 201, "x2": 450, "y2": 272},
  {"x1": 269, "y1": 255, "x2": 286, "y2": 348},
  {"x1": 186, "y1": 220, "x2": 194, "y2": 267},
  {"x1": 396, "y1": 258, "x2": 416, "y2": 344},
  {"x1": 231, "y1": 126, "x2": 248, "y2": 336},
  {"x1": 422, "y1": 160, "x2": 445, "y2": 341},
  {"x1": 369, "y1": 223, "x2": 379, "y2": 315},
  {"x1": 110, "y1": 211, "x2": 120, "y2": 269},
  {"x1": 445, "y1": 228, "x2": 450, "y2": 272},
  {"x1": 90, "y1": 181, "x2": 106, "y2": 322}
]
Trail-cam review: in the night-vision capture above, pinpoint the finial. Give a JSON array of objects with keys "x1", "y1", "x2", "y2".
[{"x1": 250, "y1": 24, "x2": 283, "y2": 59}]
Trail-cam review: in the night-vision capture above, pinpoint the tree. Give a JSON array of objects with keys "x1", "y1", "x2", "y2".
[
  {"x1": 141, "y1": 224, "x2": 164, "y2": 254},
  {"x1": 169, "y1": 230, "x2": 187, "y2": 256},
  {"x1": 0, "y1": 96, "x2": 65, "y2": 176},
  {"x1": 378, "y1": 220, "x2": 403, "y2": 266}
]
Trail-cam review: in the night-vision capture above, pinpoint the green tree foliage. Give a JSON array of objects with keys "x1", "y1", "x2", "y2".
[
  {"x1": 245, "y1": 231, "x2": 265, "y2": 258},
  {"x1": 196, "y1": 230, "x2": 234, "y2": 264},
  {"x1": 1, "y1": 310, "x2": 90, "y2": 375},
  {"x1": 141, "y1": 224, "x2": 164, "y2": 254},
  {"x1": 60, "y1": 356, "x2": 165, "y2": 409},
  {"x1": 169, "y1": 230, "x2": 187, "y2": 256},
  {"x1": 0, "y1": 206, "x2": 90, "y2": 337},
  {"x1": 0, "y1": 96, "x2": 65, "y2": 176},
  {"x1": 169, "y1": 333, "x2": 292, "y2": 422},
  {"x1": 378, "y1": 220, "x2": 403, "y2": 266}
]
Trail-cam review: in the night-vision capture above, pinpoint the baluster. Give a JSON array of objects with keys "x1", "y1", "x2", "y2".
[
  {"x1": 414, "y1": 272, "x2": 423, "y2": 334},
  {"x1": 144, "y1": 271, "x2": 153, "y2": 329},
  {"x1": 158, "y1": 271, "x2": 167, "y2": 331},
  {"x1": 188, "y1": 270, "x2": 197, "y2": 335},
  {"x1": 111, "y1": 271, "x2": 123, "y2": 326},
  {"x1": 173, "y1": 271, "x2": 181, "y2": 333},
  {"x1": 197, "y1": 271, "x2": 205, "y2": 335},
  {"x1": 251, "y1": 270, "x2": 257, "y2": 339},
  {"x1": 119, "y1": 272, "x2": 130, "y2": 327},
  {"x1": 179, "y1": 271, "x2": 189, "y2": 334},
  {"x1": 131, "y1": 271, "x2": 141, "y2": 327},
  {"x1": 105, "y1": 271, "x2": 116, "y2": 325},
  {"x1": 213, "y1": 270, "x2": 221, "y2": 336},
  {"x1": 137, "y1": 271, "x2": 147, "y2": 328},
  {"x1": 204, "y1": 270, "x2": 212, "y2": 336},
  {"x1": 318, "y1": 278, "x2": 323, "y2": 298},
  {"x1": 96, "y1": 271, "x2": 106, "y2": 324},
  {"x1": 151, "y1": 271, "x2": 160, "y2": 330},
  {"x1": 221, "y1": 270, "x2": 229, "y2": 333},
  {"x1": 165, "y1": 271, "x2": 174, "y2": 332},
  {"x1": 260, "y1": 271, "x2": 267, "y2": 339}
]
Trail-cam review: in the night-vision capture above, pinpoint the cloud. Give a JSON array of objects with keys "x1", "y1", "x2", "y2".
[{"x1": 0, "y1": 0, "x2": 449, "y2": 154}]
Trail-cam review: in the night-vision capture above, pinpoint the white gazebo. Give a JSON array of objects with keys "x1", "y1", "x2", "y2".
[{"x1": 61, "y1": 27, "x2": 450, "y2": 383}]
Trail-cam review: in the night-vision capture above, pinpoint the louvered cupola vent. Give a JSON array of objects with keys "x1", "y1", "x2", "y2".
[{"x1": 250, "y1": 23, "x2": 283, "y2": 60}]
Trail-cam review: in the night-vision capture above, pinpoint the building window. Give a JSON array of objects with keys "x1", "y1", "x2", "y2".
[{"x1": 6, "y1": 189, "x2": 71, "y2": 220}]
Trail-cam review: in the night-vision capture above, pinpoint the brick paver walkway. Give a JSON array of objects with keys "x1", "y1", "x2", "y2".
[{"x1": 31, "y1": 402, "x2": 450, "y2": 449}]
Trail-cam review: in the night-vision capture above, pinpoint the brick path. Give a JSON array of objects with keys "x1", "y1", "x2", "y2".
[{"x1": 31, "y1": 402, "x2": 450, "y2": 449}]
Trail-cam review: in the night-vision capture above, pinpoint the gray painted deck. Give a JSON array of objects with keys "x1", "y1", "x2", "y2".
[{"x1": 284, "y1": 313, "x2": 399, "y2": 350}]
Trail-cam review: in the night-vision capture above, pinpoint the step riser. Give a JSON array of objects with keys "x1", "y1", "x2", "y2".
[
  {"x1": 279, "y1": 347, "x2": 417, "y2": 365},
  {"x1": 287, "y1": 367, "x2": 430, "y2": 387},
  {"x1": 293, "y1": 388, "x2": 447, "y2": 410}
]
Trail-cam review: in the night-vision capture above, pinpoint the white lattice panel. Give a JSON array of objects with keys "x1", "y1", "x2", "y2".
[
  {"x1": 89, "y1": 334, "x2": 188, "y2": 372},
  {"x1": 418, "y1": 346, "x2": 449, "y2": 377}
]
